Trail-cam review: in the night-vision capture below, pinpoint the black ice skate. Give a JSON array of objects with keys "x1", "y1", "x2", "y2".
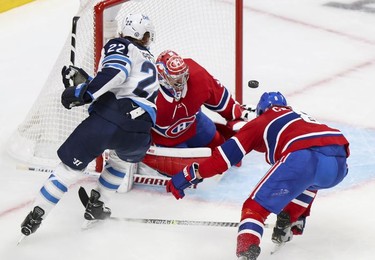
[
  {"x1": 270, "y1": 211, "x2": 293, "y2": 254},
  {"x1": 79, "y1": 188, "x2": 111, "y2": 229},
  {"x1": 272, "y1": 211, "x2": 293, "y2": 244},
  {"x1": 18, "y1": 205, "x2": 45, "y2": 244},
  {"x1": 20, "y1": 206, "x2": 45, "y2": 236},
  {"x1": 238, "y1": 244, "x2": 261, "y2": 260},
  {"x1": 84, "y1": 189, "x2": 111, "y2": 220}
]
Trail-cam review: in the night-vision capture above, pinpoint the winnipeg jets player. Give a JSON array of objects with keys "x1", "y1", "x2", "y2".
[
  {"x1": 166, "y1": 92, "x2": 350, "y2": 260},
  {"x1": 20, "y1": 13, "x2": 158, "y2": 238}
]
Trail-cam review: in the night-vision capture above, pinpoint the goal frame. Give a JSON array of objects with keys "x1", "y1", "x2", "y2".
[
  {"x1": 93, "y1": 0, "x2": 243, "y2": 102},
  {"x1": 92, "y1": 0, "x2": 244, "y2": 171},
  {"x1": 8, "y1": 0, "x2": 245, "y2": 172}
]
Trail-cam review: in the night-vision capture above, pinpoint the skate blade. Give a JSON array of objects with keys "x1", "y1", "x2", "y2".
[
  {"x1": 270, "y1": 242, "x2": 285, "y2": 255},
  {"x1": 81, "y1": 219, "x2": 103, "y2": 230},
  {"x1": 17, "y1": 234, "x2": 26, "y2": 245}
]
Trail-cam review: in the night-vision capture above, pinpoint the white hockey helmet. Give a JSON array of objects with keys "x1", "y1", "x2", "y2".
[{"x1": 120, "y1": 13, "x2": 155, "y2": 47}]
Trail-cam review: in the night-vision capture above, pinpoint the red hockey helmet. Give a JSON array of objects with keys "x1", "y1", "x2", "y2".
[{"x1": 156, "y1": 50, "x2": 189, "y2": 98}]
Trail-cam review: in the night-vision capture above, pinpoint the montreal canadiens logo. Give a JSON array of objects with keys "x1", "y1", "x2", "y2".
[{"x1": 165, "y1": 116, "x2": 196, "y2": 138}]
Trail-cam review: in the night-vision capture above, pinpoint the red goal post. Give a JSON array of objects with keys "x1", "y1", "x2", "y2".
[
  {"x1": 93, "y1": 0, "x2": 244, "y2": 101},
  {"x1": 8, "y1": 0, "x2": 244, "y2": 170}
]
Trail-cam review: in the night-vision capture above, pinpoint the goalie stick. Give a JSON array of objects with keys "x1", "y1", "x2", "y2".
[
  {"x1": 16, "y1": 164, "x2": 198, "y2": 189},
  {"x1": 78, "y1": 187, "x2": 271, "y2": 228}
]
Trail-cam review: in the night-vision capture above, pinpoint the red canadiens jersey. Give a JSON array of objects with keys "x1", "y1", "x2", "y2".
[
  {"x1": 199, "y1": 106, "x2": 350, "y2": 178},
  {"x1": 152, "y1": 58, "x2": 242, "y2": 146}
]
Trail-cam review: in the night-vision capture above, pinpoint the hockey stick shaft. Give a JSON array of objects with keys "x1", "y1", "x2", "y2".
[
  {"x1": 16, "y1": 164, "x2": 97, "y2": 176},
  {"x1": 78, "y1": 187, "x2": 271, "y2": 229},
  {"x1": 16, "y1": 164, "x2": 181, "y2": 189},
  {"x1": 70, "y1": 16, "x2": 80, "y2": 65},
  {"x1": 109, "y1": 216, "x2": 272, "y2": 228}
]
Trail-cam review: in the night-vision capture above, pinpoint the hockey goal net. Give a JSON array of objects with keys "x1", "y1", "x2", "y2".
[{"x1": 8, "y1": 0, "x2": 243, "y2": 169}]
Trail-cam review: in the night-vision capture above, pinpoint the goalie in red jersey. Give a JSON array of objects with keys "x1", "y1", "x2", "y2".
[
  {"x1": 166, "y1": 91, "x2": 350, "y2": 260},
  {"x1": 152, "y1": 49, "x2": 253, "y2": 149},
  {"x1": 117, "y1": 50, "x2": 253, "y2": 192}
]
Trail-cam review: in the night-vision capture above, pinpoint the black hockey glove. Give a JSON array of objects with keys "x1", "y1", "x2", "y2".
[
  {"x1": 61, "y1": 83, "x2": 93, "y2": 109},
  {"x1": 61, "y1": 65, "x2": 91, "y2": 88}
]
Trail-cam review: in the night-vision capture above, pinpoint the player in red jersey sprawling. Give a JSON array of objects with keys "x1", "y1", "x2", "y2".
[{"x1": 166, "y1": 91, "x2": 350, "y2": 260}]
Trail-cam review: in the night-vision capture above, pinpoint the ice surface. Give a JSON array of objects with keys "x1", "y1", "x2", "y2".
[{"x1": 0, "y1": 0, "x2": 374, "y2": 259}]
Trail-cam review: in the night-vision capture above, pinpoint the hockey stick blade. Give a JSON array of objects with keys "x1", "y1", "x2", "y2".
[{"x1": 78, "y1": 186, "x2": 89, "y2": 207}]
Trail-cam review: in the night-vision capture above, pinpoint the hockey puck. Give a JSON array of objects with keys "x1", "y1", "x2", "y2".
[{"x1": 248, "y1": 80, "x2": 259, "y2": 88}]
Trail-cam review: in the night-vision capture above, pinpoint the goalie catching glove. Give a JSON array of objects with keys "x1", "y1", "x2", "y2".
[
  {"x1": 61, "y1": 65, "x2": 94, "y2": 109},
  {"x1": 166, "y1": 163, "x2": 203, "y2": 199}
]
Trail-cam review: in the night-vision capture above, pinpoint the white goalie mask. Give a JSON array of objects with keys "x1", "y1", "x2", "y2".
[{"x1": 120, "y1": 13, "x2": 155, "y2": 47}]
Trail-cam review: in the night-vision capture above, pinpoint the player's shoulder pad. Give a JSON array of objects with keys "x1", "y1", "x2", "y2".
[
  {"x1": 103, "y1": 37, "x2": 132, "y2": 55},
  {"x1": 106, "y1": 37, "x2": 132, "y2": 46},
  {"x1": 185, "y1": 58, "x2": 211, "y2": 79}
]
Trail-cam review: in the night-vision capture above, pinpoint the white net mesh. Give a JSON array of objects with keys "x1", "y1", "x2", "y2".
[{"x1": 8, "y1": 0, "x2": 238, "y2": 167}]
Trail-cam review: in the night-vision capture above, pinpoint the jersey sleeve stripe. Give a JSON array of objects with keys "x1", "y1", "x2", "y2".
[
  {"x1": 233, "y1": 136, "x2": 246, "y2": 155},
  {"x1": 265, "y1": 112, "x2": 300, "y2": 164},
  {"x1": 281, "y1": 131, "x2": 345, "y2": 154},
  {"x1": 204, "y1": 88, "x2": 230, "y2": 112},
  {"x1": 102, "y1": 63, "x2": 129, "y2": 78},
  {"x1": 219, "y1": 137, "x2": 246, "y2": 167},
  {"x1": 218, "y1": 146, "x2": 231, "y2": 169},
  {"x1": 102, "y1": 54, "x2": 132, "y2": 66}
]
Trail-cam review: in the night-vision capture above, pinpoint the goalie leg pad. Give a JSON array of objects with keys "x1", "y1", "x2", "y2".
[{"x1": 117, "y1": 162, "x2": 138, "y2": 193}]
